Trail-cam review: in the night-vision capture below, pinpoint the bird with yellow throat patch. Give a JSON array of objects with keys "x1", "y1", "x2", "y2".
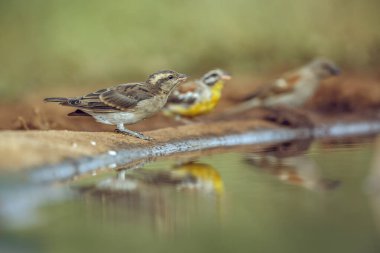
[{"x1": 163, "y1": 69, "x2": 231, "y2": 122}]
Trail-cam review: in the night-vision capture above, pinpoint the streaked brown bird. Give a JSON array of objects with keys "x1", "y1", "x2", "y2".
[
  {"x1": 227, "y1": 58, "x2": 340, "y2": 114},
  {"x1": 44, "y1": 70, "x2": 187, "y2": 140}
]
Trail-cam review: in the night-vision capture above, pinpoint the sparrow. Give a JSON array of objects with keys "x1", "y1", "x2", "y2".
[
  {"x1": 227, "y1": 58, "x2": 340, "y2": 114},
  {"x1": 44, "y1": 70, "x2": 187, "y2": 140},
  {"x1": 163, "y1": 69, "x2": 231, "y2": 120}
]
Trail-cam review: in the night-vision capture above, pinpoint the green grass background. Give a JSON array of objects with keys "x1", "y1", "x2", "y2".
[{"x1": 0, "y1": 0, "x2": 379, "y2": 99}]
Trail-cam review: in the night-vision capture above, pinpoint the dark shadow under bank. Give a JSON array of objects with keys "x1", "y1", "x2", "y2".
[{"x1": 28, "y1": 120, "x2": 380, "y2": 184}]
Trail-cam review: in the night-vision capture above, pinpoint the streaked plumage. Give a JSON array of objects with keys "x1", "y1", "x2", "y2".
[
  {"x1": 163, "y1": 69, "x2": 231, "y2": 119},
  {"x1": 228, "y1": 58, "x2": 340, "y2": 114},
  {"x1": 44, "y1": 70, "x2": 187, "y2": 140}
]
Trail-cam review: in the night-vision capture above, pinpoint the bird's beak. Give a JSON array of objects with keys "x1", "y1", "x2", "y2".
[
  {"x1": 178, "y1": 74, "x2": 188, "y2": 82},
  {"x1": 221, "y1": 74, "x2": 232, "y2": 80},
  {"x1": 221, "y1": 71, "x2": 232, "y2": 80}
]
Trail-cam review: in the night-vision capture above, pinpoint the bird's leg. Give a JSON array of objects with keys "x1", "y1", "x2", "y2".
[{"x1": 115, "y1": 124, "x2": 154, "y2": 141}]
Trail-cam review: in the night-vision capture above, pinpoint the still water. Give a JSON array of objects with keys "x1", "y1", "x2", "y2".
[{"x1": 2, "y1": 137, "x2": 380, "y2": 253}]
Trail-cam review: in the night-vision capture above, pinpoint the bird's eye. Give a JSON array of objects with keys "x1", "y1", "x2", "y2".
[{"x1": 168, "y1": 75, "x2": 174, "y2": 80}]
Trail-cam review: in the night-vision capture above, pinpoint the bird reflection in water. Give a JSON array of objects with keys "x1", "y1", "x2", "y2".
[
  {"x1": 78, "y1": 160, "x2": 224, "y2": 233},
  {"x1": 245, "y1": 140, "x2": 340, "y2": 191}
]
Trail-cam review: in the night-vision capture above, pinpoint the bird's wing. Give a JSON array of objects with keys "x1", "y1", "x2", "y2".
[
  {"x1": 64, "y1": 83, "x2": 154, "y2": 113},
  {"x1": 270, "y1": 72, "x2": 301, "y2": 95},
  {"x1": 100, "y1": 83, "x2": 154, "y2": 110},
  {"x1": 167, "y1": 81, "x2": 198, "y2": 104},
  {"x1": 240, "y1": 72, "x2": 301, "y2": 102},
  {"x1": 175, "y1": 81, "x2": 198, "y2": 94}
]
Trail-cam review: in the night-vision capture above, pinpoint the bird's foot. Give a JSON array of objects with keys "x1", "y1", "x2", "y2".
[{"x1": 115, "y1": 128, "x2": 154, "y2": 141}]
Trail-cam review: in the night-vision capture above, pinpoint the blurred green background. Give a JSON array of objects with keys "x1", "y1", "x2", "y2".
[{"x1": 0, "y1": 0, "x2": 379, "y2": 100}]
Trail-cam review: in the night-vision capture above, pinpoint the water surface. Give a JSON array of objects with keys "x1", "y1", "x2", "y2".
[{"x1": 1, "y1": 137, "x2": 380, "y2": 253}]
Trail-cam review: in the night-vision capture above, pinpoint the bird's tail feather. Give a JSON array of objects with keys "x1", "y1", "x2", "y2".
[
  {"x1": 44, "y1": 97, "x2": 68, "y2": 103},
  {"x1": 223, "y1": 99, "x2": 262, "y2": 115},
  {"x1": 67, "y1": 109, "x2": 91, "y2": 117}
]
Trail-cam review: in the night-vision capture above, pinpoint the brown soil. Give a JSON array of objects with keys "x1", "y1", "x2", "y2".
[
  {"x1": 0, "y1": 119, "x2": 277, "y2": 171},
  {"x1": 1, "y1": 72, "x2": 379, "y2": 171}
]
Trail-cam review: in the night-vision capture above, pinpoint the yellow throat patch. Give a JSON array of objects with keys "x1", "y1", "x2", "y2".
[{"x1": 170, "y1": 81, "x2": 224, "y2": 117}]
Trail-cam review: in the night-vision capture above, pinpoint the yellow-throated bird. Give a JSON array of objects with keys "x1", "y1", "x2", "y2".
[
  {"x1": 100, "y1": 161, "x2": 224, "y2": 195},
  {"x1": 44, "y1": 70, "x2": 187, "y2": 140},
  {"x1": 170, "y1": 162, "x2": 224, "y2": 195},
  {"x1": 163, "y1": 69, "x2": 231, "y2": 121}
]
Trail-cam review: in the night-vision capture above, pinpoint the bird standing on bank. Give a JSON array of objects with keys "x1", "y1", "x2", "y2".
[
  {"x1": 44, "y1": 70, "x2": 187, "y2": 140},
  {"x1": 227, "y1": 58, "x2": 340, "y2": 114},
  {"x1": 163, "y1": 69, "x2": 231, "y2": 121}
]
